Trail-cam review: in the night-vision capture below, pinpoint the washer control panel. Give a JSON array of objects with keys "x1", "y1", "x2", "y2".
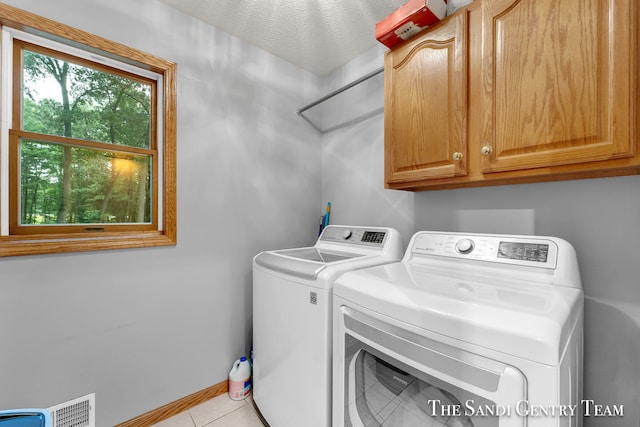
[
  {"x1": 320, "y1": 226, "x2": 387, "y2": 247},
  {"x1": 411, "y1": 232, "x2": 558, "y2": 268}
]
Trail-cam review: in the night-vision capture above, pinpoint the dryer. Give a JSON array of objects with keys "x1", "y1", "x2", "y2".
[
  {"x1": 253, "y1": 225, "x2": 403, "y2": 427},
  {"x1": 333, "y1": 231, "x2": 584, "y2": 427}
]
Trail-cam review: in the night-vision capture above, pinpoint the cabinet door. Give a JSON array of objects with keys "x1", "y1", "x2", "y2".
[
  {"x1": 385, "y1": 13, "x2": 468, "y2": 187},
  {"x1": 480, "y1": 0, "x2": 636, "y2": 173}
]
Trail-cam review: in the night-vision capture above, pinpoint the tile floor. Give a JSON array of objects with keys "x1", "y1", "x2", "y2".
[{"x1": 151, "y1": 393, "x2": 268, "y2": 427}]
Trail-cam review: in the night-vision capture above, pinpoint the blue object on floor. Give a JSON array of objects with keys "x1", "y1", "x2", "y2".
[{"x1": 0, "y1": 409, "x2": 52, "y2": 427}]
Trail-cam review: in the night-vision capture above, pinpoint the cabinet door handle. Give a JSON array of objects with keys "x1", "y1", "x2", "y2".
[
  {"x1": 452, "y1": 152, "x2": 464, "y2": 161},
  {"x1": 481, "y1": 146, "x2": 493, "y2": 156}
]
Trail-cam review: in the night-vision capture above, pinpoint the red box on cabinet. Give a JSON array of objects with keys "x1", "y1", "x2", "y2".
[{"x1": 376, "y1": 0, "x2": 448, "y2": 49}]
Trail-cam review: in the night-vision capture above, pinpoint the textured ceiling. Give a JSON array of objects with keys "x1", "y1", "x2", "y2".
[{"x1": 156, "y1": 0, "x2": 407, "y2": 75}]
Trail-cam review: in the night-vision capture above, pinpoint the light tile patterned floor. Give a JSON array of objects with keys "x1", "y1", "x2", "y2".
[{"x1": 151, "y1": 393, "x2": 268, "y2": 427}]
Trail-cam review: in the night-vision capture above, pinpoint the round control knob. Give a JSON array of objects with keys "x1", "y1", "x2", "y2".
[
  {"x1": 341, "y1": 229, "x2": 352, "y2": 239},
  {"x1": 481, "y1": 145, "x2": 493, "y2": 156},
  {"x1": 452, "y1": 152, "x2": 464, "y2": 161},
  {"x1": 455, "y1": 238, "x2": 475, "y2": 254}
]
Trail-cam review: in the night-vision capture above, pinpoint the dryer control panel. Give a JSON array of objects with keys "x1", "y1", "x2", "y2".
[{"x1": 410, "y1": 232, "x2": 559, "y2": 269}]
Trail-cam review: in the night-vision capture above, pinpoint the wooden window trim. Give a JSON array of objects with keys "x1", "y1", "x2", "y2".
[{"x1": 0, "y1": 3, "x2": 177, "y2": 256}]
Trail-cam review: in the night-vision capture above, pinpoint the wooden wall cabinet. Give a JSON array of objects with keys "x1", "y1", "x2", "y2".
[
  {"x1": 384, "y1": 0, "x2": 639, "y2": 191},
  {"x1": 384, "y1": 13, "x2": 468, "y2": 186}
]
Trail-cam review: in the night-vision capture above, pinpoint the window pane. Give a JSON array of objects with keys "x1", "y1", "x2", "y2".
[
  {"x1": 22, "y1": 49, "x2": 152, "y2": 149},
  {"x1": 20, "y1": 139, "x2": 151, "y2": 225}
]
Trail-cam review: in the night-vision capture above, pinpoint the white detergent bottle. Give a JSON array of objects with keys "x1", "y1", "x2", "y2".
[{"x1": 228, "y1": 356, "x2": 252, "y2": 400}]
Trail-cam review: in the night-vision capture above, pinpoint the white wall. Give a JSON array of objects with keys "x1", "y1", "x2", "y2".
[
  {"x1": 322, "y1": 45, "x2": 640, "y2": 426},
  {"x1": 0, "y1": 1, "x2": 322, "y2": 425},
  {"x1": 320, "y1": 45, "x2": 414, "y2": 242}
]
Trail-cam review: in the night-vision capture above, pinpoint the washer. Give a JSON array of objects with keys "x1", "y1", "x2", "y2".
[
  {"x1": 333, "y1": 231, "x2": 584, "y2": 427},
  {"x1": 253, "y1": 225, "x2": 403, "y2": 427}
]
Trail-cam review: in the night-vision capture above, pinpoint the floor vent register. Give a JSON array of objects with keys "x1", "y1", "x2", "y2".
[{"x1": 47, "y1": 393, "x2": 95, "y2": 427}]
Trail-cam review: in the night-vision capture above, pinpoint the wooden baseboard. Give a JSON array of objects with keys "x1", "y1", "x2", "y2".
[{"x1": 115, "y1": 380, "x2": 228, "y2": 427}]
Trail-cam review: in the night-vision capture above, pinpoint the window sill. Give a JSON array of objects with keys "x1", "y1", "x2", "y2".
[{"x1": 0, "y1": 231, "x2": 176, "y2": 257}]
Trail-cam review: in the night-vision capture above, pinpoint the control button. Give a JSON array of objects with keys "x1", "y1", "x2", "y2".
[
  {"x1": 341, "y1": 229, "x2": 352, "y2": 240},
  {"x1": 455, "y1": 238, "x2": 475, "y2": 254}
]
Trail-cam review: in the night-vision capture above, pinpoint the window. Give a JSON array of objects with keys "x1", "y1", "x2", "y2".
[
  {"x1": 13, "y1": 41, "x2": 157, "y2": 233},
  {"x1": 0, "y1": 5, "x2": 176, "y2": 256}
]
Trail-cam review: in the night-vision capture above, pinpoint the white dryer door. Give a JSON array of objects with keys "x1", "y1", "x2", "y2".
[{"x1": 337, "y1": 306, "x2": 526, "y2": 427}]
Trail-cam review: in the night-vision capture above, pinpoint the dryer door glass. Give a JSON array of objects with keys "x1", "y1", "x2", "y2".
[
  {"x1": 354, "y1": 350, "x2": 480, "y2": 426},
  {"x1": 345, "y1": 342, "x2": 497, "y2": 427},
  {"x1": 340, "y1": 307, "x2": 526, "y2": 427}
]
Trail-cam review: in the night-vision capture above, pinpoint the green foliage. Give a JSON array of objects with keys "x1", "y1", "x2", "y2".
[{"x1": 20, "y1": 49, "x2": 153, "y2": 225}]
